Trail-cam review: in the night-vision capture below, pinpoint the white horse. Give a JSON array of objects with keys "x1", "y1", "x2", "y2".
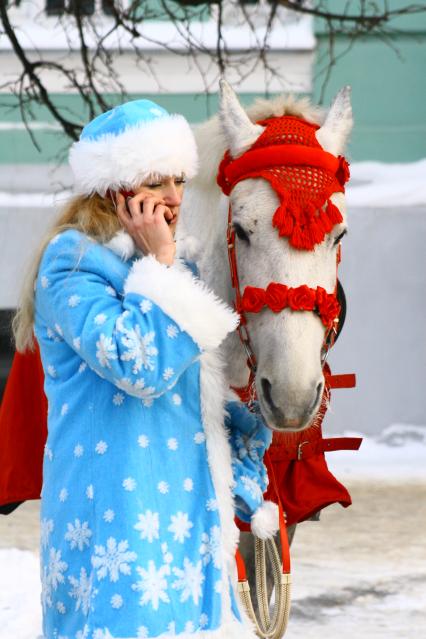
[{"x1": 180, "y1": 81, "x2": 353, "y2": 432}]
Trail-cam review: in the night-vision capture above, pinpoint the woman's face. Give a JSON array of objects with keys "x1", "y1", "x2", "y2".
[{"x1": 133, "y1": 175, "x2": 185, "y2": 236}]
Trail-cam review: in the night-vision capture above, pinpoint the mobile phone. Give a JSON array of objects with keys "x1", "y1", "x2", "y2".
[{"x1": 119, "y1": 190, "x2": 135, "y2": 213}]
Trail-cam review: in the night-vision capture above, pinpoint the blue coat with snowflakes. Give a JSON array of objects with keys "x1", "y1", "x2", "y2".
[{"x1": 33, "y1": 230, "x2": 276, "y2": 639}]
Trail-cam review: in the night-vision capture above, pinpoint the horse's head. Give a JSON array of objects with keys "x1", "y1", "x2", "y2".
[{"x1": 218, "y1": 81, "x2": 353, "y2": 432}]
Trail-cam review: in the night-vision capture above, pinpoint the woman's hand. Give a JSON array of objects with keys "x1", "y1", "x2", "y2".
[{"x1": 115, "y1": 191, "x2": 176, "y2": 266}]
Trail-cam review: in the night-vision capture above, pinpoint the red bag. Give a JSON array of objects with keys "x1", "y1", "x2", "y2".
[
  {"x1": 236, "y1": 370, "x2": 362, "y2": 530},
  {"x1": 0, "y1": 344, "x2": 47, "y2": 510}
]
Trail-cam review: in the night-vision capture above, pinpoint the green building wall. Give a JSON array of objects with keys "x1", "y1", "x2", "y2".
[{"x1": 314, "y1": 2, "x2": 426, "y2": 162}]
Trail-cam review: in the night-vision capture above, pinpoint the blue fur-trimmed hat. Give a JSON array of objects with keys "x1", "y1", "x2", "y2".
[{"x1": 69, "y1": 99, "x2": 198, "y2": 196}]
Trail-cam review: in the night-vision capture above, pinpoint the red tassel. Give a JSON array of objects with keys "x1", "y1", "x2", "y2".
[
  {"x1": 274, "y1": 206, "x2": 294, "y2": 237},
  {"x1": 320, "y1": 208, "x2": 333, "y2": 234},
  {"x1": 291, "y1": 224, "x2": 307, "y2": 250},
  {"x1": 272, "y1": 205, "x2": 286, "y2": 232},
  {"x1": 309, "y1": 219, "x2": 325, "y2": 245},
  {"x1": 326, "y1": 200, "x2": 343, "y2": 225}
]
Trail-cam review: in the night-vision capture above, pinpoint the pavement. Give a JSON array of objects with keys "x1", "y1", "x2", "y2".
[{"x1": 1, "y1": 479, "x2": 425, "y2": 638}]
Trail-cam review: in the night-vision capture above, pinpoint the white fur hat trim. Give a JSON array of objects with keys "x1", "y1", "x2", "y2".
[{"x1": 69, "y1": 114, "x2": 198, "y2": 196}]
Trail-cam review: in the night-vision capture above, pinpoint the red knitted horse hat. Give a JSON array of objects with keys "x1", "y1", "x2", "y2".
[{"x1": 217, "y1": 115, "x2": 350, "y2": 251}]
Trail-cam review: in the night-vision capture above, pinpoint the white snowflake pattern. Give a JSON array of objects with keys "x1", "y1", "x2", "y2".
[
  {"x1": 47, "y1": 547, "x2": 68, "y2": 589},
  {"x1": 86, "y1": 484, "x2": 94, "y2": 500},
  {"x1": 200, "y1": 613, "x2": 209, "y2": 628},
  {"x1": 95, "y1": 440, "x2": 108, "y2": 455},
  {"x1": 137, "y1": 627, "x2": 149, "y2": 638},
  {"x1": 61, "y1": 403, "x2": 69, "y2": 416},
  {"x1": 161, "y1": 542, "x2": 174, "y2": 565},
  {"x1": 47, "y1": 365, "x2": 57, "y2": 378},
  {"x1": 45, "y1": 445, "x2": 53, "y2": 461},
  {"x1": 54, "y1": 323, "x2": 63, "y2": 336},
  {"x1": 199, "y1": 525, "x2": 222, "y2": 569},
  {"x1": 122, "y1": 477, "x2": 136, "y2": 492},
  {"x1": 112, "y1": 393, "x2": 124, "y2": 406},
  {"x1": 59, "y1": 488, "x2": 68, "y2": 502},
  {"x1": 172, "y1": 558, "x2": 204, "y2": 605},
  {"x1": 157, "y1": 481, "x2": 169, "y2": 494},
  {"x1": 105, "y1": 286, "x2": 117, "y2": 297},
  {"x1": 134, "y1": 510, "x2": 160, "y2": 543},
  {"x1": 103, "y1": 509, "x2": 115, "y2": 523},
  {"x1": 73, "y1": 337, "x2": 81, "y2": 350},
  {"x1": 166, "y1": 324, "x2": 179, "y2": 339},
  {"x1": 241, "y1": 475, "x2": 263, "y2": 501},
  {"x1": 78, "y1": 362, "x2": 87, "y2": 374},
  {"x1": 68, "y1": 567, "x2": 96, "y2": 615},
  {"x1": 183, "y1": 478, "x2": 193, "y2": 492},
  {"x1": 56, "y1": 601, "x2": 66, "y2": 614},
  {"x1": 206, "y1": 498, "x2": 218, "y2": 511},
  {"x1": 96, "y1": 334, "x2": 118, "y2": 369},
  {"x1": 139, "y1": 299, "x2": 153, "y2": 314},
  {"x1": 168, "y1": 512, "x2": 193, "y2": 544},
  {"x1": 117, "y1": 317, "x2": 158, "y2": 374},
  {"x1": 194, "y1": 431, "x2": 206, "y2": 444},
  {"x1": 46, "y1": 327, "x2": 61, "y2": 343},
  {"x1": 94, "y1": 313, "x2": 107, "y2": 326},
  {"x1": 40, "y1": 518, "x2": 54, "y2": 549},
  {"x1": 68, "y1": 295, "x2": 81, "y2": 307},
  {"x1": 185, "y1": 622, "x2": 195, "y2": 633},
  {"x1": 132, "y1": 561, "x2": 170, "y2": 610},
  {"x1": 114, "y1": 377, "x2": 156, "y2": 402},
  {"x1": 163, "y1": 367, "x2": 174, "y2": 381},
  {"x1": 92, "y1": 537, "x2": 137, "y2": 582},
  {"x1": 65, "y1": 519, "x2": 92, "y2": 551},
  {"x1": 172, "y1": 393, "x2": 182, "y2": 406},
  {"x1": 41, "y1": 566, "x2": 52, "y2": 611},
  {"x1": 111, "y1": 594, "x2": 123, "y2": 609},
  {"x1": 74, "y1": 444, "x2": 84, "y2": 458},
  {"x1": 137, "y1": 434, "x2": 149, "y2": 448},
  {"x1": 41, "y1": 275, "x2": 49, "y2": 289},
  {"x1": 167, "y1": 438, "x2": 178, "y2": 451}
]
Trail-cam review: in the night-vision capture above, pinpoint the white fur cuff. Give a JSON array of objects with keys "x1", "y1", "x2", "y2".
[
  {"x1": 251, "y1": 501, "x2": 279, "y2": 540},
  {"x1": 124, "y1": 255, "x2": 239, "y2": 351}
]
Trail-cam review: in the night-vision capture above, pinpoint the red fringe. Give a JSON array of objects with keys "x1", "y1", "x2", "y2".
[{"x1": 326, "y1": 200, "x2": 344, "y2": 225}]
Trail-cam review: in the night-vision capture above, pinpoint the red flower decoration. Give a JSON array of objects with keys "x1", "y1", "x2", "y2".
[
  {"x1": 336, "y1": 156, "x2": 350, "y2": 186},
  {"x1": 287, "y1": 285, "x2": 316, "y2": 311},
  {"x1": 316, "y1": 287, "x2": 340, "y2": 328},
  {"x1": 241, "y1": 287, "x2": 266, "y2": 313},
  {"x1": 265, "y1": 283, "x2": 288, "y2": 313}
]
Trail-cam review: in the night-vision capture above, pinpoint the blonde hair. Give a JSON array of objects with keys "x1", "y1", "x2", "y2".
[{"x1": 12, "y1": 193, "x2": 121, "y2": 353}]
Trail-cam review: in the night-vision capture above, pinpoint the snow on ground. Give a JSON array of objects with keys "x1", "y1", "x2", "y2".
[
  {"x1": 0, "y1": 160, "x2": 426, "y2": 209},
  {"x1": 326, "y1": 423, "x2": 426, "y2": 482},
  {"x1": 346, "y1": 159, "x2": 426, "y2": 208},
  {"x1": 0, "y1": 427, "x2": 425, "y2": 639}
]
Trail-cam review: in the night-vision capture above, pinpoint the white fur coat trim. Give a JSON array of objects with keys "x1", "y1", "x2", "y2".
[
  {"x1": 69, "y1": 114, "x2": 198, "y2": 196},
  {"x1": 124, "y1": 255, "x2": 239, "y2": 351}
]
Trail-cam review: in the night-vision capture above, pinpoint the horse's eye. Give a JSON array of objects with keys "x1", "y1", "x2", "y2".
[
  {"x1": 233, "y1": 222, "x2": 250, "y2": 244},
  {"x1": 333, "y1": 229, "x2": 347, "y2": 246}
]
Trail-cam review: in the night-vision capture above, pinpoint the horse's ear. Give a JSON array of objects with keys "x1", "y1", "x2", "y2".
[
  {"x1": 219, "y1": 79, "x2": 264, "y2": 157},
  {"x1": 316, "y1": 86, "x2": 353, "y2": 155}
]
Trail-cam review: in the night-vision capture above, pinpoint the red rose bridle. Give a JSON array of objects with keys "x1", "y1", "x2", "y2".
[{"x1": 216, "y1": 115, "x2": 350, "y2": 388}]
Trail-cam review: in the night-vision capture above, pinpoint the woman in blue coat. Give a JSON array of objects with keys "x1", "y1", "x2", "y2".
[{"x1": 12, "y1": 100, "x2": 277, "y2": 639}]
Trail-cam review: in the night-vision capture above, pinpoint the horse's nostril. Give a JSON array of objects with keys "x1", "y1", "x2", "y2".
[{"x1": 261, "y1": 377, "x2": 275, "y2": 411}]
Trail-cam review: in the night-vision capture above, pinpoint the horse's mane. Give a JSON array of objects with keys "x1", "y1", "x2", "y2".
[{"x1": 193, "y1": 95, "x2": 325, "y2": 188}]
